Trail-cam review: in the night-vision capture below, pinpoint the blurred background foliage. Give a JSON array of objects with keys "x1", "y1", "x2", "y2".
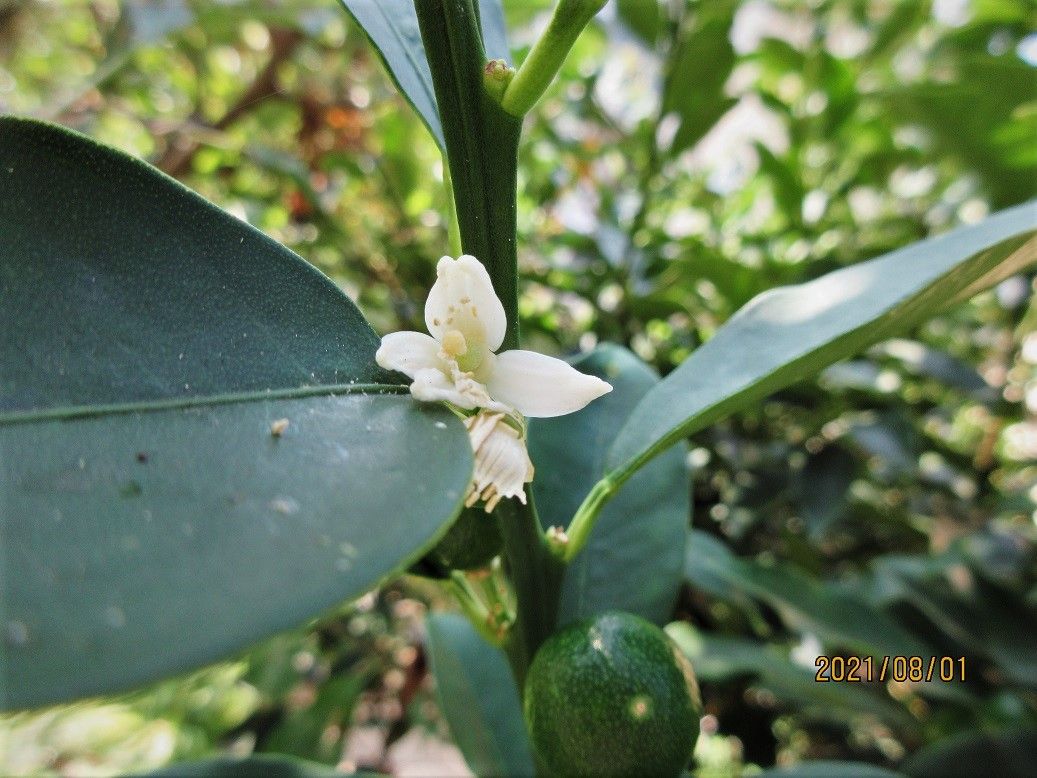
[{"x1": 1, "y1": 0, "x2": 1035, "y2": 775}]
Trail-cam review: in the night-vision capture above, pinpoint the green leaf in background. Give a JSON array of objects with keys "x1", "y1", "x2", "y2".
[
  {"x1": 903, "y1": 728, "x2": 1037, "y2": 778},
  {"x1": 864, "y1": 550, "x2": 1037, "y2": 688},
  {"x1": 665, "y1": 623, "x2": 916, "y2": 731},
  {"x1": 616, "y1": 0, "x2": 663, "y2": 44},
  {"x1": 660, "y1": 2, "x2": 738, "y2": 157},
  {"x1": 263, "y1": 667, "x2": 372, "y2": 763},
  {"x1": 798, "y1": 444, "x2": 857, "y2": 538},
  {"x1": 338, "y1": 0, "x2": 509, "y2": 152},
  {"x1": 414, "y1": 0, "x2": 523, "y2": 349},
  {"x1": 757, "y1": 762, "x2": 906, "y2": 778},
  {"x1": 145, "y1": 753, "x2": 384, "y2": 776},
  {"x1": 0, "y1": 117, "x2": 472, "y2": 710},
  {"x1": 685, "y1": 531, "x2": 932, "y2": 661},
  {"x1": 530, "y1": 345, "x2": 689, "y2": 626},
  {"x1": 607, "y1": 203, "x2": 1037, "y2": 478},
  {"x1": 425, "y1": 613, "x2": 535, "y2": 777}
]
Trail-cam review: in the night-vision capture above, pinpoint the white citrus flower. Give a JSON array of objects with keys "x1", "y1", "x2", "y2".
[
  {"x1": 463, "y1": 411, "x2": 535, "y2": 512},
  {"x1": 376, "y1": 255, "x2": 612, "y2": 417}
]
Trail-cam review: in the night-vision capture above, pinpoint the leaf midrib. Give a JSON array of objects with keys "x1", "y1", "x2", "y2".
[{"x1": 0, "y1": 382, "x2": 408, "y2": 426}]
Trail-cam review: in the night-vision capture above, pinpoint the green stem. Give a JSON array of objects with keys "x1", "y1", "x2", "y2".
[
  {"x1": 561, "y1": 474, "x2": 616, "y2": 562},
  {"x1": 448, "y1": 571, "x2": 505, "y2": 647},
  {"x1": 442, "y1": 159, "x2": 463, "y2": 257},
  {"x1": 495, "y1": 494, "x2": 565, "y2": 689},
  {"x1": 500, "y1": 0, "x2": 606, "y2": 117},
  {"x1": 414, "y1": 0, "x2": 522, "y2": 350}
]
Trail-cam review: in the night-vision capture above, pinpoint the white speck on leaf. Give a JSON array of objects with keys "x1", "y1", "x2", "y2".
[
  {"x1": 270, "y1": 418, "x2": 290, "y2": 437},
  {"x1": 5, "y1": 621, "x2": 28, "y2": 646},
  {"x1": 104, "y1": 606, "x2": 126, "y2": 629},
  {"x1": 270, "y1": 497, "x2": 300, "y2": 515}
]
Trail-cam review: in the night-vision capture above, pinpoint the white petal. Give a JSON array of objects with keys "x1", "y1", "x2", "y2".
[
  {"x1": 376, "y1": 331, "x2": 445, "y2": 379},
  {"x1": 463, "y1": 412, "x2": 534, "y2": 512},
  {"x1": 409, "y1": 368, "x2": 478, "y2": 409},
  {"x1": 424, "y1": 255, "x2": 507, "y2": 352},
  {"x1": 486, "y1": 350, "x2": 613, "y2": 418}
]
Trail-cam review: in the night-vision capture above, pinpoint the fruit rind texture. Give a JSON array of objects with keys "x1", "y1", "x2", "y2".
[{"x1": 524, "y1": 610, "x2": 702, "y2": 777}]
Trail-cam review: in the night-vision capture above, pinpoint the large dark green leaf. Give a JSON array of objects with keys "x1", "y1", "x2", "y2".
[
  {"x1": 338, "y1": 0, "x2": 509, "y2": 152},
  {"x1": 607, "y1": 203, "x2": 1036, "y2": 478},
  {"x1": 425, "y1": 613, "x2": 535, "y2": 777},
  {"x1": 530, "y1": 345, "x2": 688, "y2": 626},
  {"x1": 0, "y1": 117, "x2": 472, "y2": 709}
]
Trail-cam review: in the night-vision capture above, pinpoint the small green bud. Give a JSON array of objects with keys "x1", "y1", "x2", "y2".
[{"x1": 483, "y1": 58, "x2": 516, "y2": 103}]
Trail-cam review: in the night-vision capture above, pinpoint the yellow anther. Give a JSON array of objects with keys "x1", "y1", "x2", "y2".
[{"x1": 441, "y1": 329, "x2": 468, "y2": 357}]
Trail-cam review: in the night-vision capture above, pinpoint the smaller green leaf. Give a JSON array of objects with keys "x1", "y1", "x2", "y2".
[
  {"x1": 145, "y1": 754, "x2": 383, "y2": 777},
  {"x1": 338, "y1": 0, "x2": 509, "y2": 152},
  {"x1": 530, "y1": 345, "x2": 689, "y2": 627},
  {"x1": 616, "y1": 0, "x2": 662, "y2": 44},
  {"x1": 661, "y1": 5, "x2": 738, "y2": 156},
  {"x1": 608, "y1": 204, "x2": 1036, "y2": 480},
  {"x1": 338, "y1": 0, "x2": 443, "y2": 147},
  {"x1": 425, "y1": 613, "x2": 535, "y2": 777}
]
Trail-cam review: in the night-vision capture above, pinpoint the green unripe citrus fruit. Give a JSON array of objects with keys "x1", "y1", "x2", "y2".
[
  {"x1": 410, "y1": 506, "x2": 502, "y2": 578},
  {"x1": 524, "y1": 611, "x2": 702, "y2": 777}
]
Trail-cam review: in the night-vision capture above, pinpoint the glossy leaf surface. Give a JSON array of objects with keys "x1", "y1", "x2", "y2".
[
  {"x1": 530, "y1": 345, "x2": 688, "y2": 626},
  {"x1": 425, "y1": 613, "x2": 535, "y2": 777},
  {"x1": 338, "y1": 0, "x2": 509, "y2": 151},
  {"x1": 608, "y1": 204, "x2": 1037, "y2": 477},
  {"x1": 0, "y1": 117, "x2": 472, "y2": 709}
]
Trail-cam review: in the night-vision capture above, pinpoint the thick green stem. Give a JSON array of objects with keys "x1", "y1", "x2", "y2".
[
  {"x1": 560, "y1": 476, "x2": 615, "y2": 562},
  {"x1": 441, "y1": 159, "x2": 462, "y2": 257},
  {"x1": 562, "y1": 457, "x2": 640, "y2": 562},
  {"x1": 500, "y1": 0, "x2": 606, "y2": 117},
  {"x1": 414, "y1": 0, "x2": 523, "y2": 350},
  {"x1": 495, "y1": 494, "x2": 565, "y2": 689}
]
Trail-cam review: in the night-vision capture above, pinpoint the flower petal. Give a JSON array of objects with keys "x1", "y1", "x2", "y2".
[
  {"x1": 486, "y1": 350, "x2": 613, "y2": 418},
  {"x1": 424, "y1": 255, "x2": 507, "y2": 352},
  {"x1": 376, "y1": 331, "x2": 445, "y2": 379},
  {"x1": 464, "y1": 412, "x2": 534, "y2": 512},
  {"x1": 410, "y1": 368, "x2": 479, "y2": 409}
]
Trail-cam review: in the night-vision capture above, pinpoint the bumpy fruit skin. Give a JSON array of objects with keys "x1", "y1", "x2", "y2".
[{"x1": 524, "y1": 611, "x2": 702, "y2": 778}]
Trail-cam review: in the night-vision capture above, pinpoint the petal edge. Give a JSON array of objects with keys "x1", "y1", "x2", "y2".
[{"x1": 487, "y1": 350, "x2": 613, "y2": 418}]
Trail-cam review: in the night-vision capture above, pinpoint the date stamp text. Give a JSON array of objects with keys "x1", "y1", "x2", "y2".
[{"x1": 814, "y1": 655, "x2": 966, "y2": 683}]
